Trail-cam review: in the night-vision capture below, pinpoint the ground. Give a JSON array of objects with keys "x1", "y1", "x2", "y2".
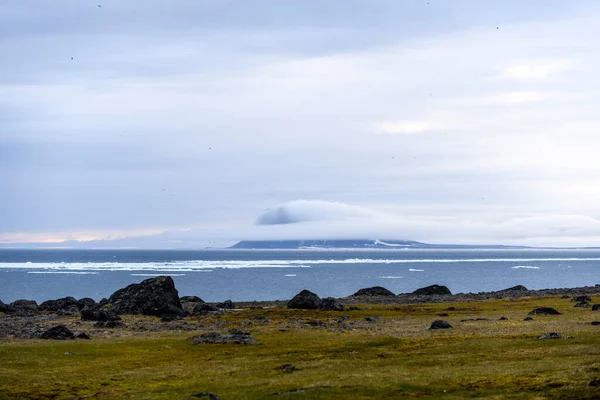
[{"x1": 0, "y1": 296, "x2": 599, "y2": 399}]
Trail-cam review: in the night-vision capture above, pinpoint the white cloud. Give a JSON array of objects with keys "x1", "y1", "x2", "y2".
[
  {"x1": 499, "y1": 60, "x2": 573, "y2": 80},
  {"x1": 374, "y1": 120, "x2": 434, "y2": 135},
  {"x1": 483, "y1": 91, "x2": 549, "y2": 105}
]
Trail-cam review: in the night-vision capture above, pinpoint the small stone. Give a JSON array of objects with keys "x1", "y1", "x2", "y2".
[
  {"x1": 191, "y1": 392, "x2": 219, "y2": 399},
  {"x1": 572, "y1": 295, "x2": 592, "y2": 302},
  {"x1": 429, "y1": 320, "x2": 452, "y2": 329},
  {"x1": 537, "y1": 332, "x2": 565, "y2": 340},
  {"x1": 592, "y1": 304, "x2": 600, "y2": 311},
  {"x1": 528, "y1": 307, "x2": 561, "y2": 315},
  {"x1": 591, "y1": 321, "x2": 600, "y2": 326},
  {"x1": 574, "y1": 301, "x2": 590, "y2": 308},
  {"x1": 63, "y1": 352, "x2": 75, "y2": 355},
  {"x1": 276, "y1": 364, "x2": 296, "y2": 372},
  {"x1": 76, "y1": 332, "x2": 91, "y2": 340},
  {"x1": 364, "y1": 316, "x2": 380, "y2": 323},
  {"x1": 499, "y1": 317, "x2": 508, "y2": 320},
  {"x1": 524, "y1": 316, "x2": 534, "y2": 321},
  {"x1": 438, "y1": 313, "x2": 449, "y2": 317},
  {"x1": 590, "y1": 379, "x2": 600, "y2": 387},
  {"x1": 94, "y1": 321, "x2": 126, "y2": 328}
]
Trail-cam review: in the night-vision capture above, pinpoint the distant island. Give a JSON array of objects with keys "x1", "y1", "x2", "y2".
[{"x1": 229, "y1": 239, "x2": 529, "y2": 249}]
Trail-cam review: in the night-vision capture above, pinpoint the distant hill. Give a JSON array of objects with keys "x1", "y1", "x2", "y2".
[{"x1": 229, "y1": 239, "x2": 528, "y2": 249}]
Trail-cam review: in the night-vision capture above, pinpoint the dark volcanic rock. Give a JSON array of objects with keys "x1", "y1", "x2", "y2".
[
  {"x1": 500, "y1": 285, "x2": 528, "y2": 292},
  {"x1": 528, "y1": 307, "x2": 562, "y2": 315},
  {"x1": 189, "y1": 329, "x2": 259, "y2": 345},
  {"x1": 56, "y1": 304, "x2": 80, "y2": 316},
  {"x1": 216, "y1": 300, "x2": 235, "y2": 309},
  {"x1": 524, "y1": 316, "x2": 534, "y2": 321},
  {"x1": 429, "y1": 320, "x2": 452, "y2": 329},
  {"x1": 81, "y1": 307, "x2": 121, "y2": 322},
  {"x1": 590, "y1": 379, "x2": 600, "y2": 387},
  {"x1": 537, "y1": 332, "x2": 565, "y2": 340},
  {"x1": 107, "y1": 276, "x2": 184, "y2": 317},
  {"x1": 94, "y1": 321, "x2": 126, "y2": 328},
  {"x1": 76, "y1": 332, "x2": 91, "y2": 339},
  {"x1": 39, "y1": 297, "x2": 79, "y2": 313},
  {"x1": 352, "y1": 286, "x2": 395, "y2": 296},
  {"x1": 191, "y1": 392, "x2": 219, "y2": 399},
  {"x1": 161, "y1": 314, "x2": 183, "y2": 322},
  {"x1": 40, "y1": 325, "x2": 75, "y2": 340},
  {"x1": 572, "y1": 295, "x2": 592, "y2": 303},
  {"x1": 590, "y1": 321, "x2": 600, "y2": 326},
  {"x1": 0, "y1": 299, "x2": 12, "y2": 313},
  {"x1": 574, "y1": 301, "x2": 590, "y2": 308},
  {"x1": 191, "y1": 303, "x2": 219, "y2": 315},
  {"x1": 78, "y1": 298, "x2": 97, "y2": 310},
  {"x1": 276, "y1": 364, "x2": 297, "y2": 372},
  {"x1": 413, "y1": 285, "x2": 452, "y2": 296},
  {"x1": 287, "y1": 289, "x2": 321, "y2": 310},
  {"x1": 8, "y1": 300, "x2": 39, "y2": 316},
  {"x1": 181, "y1": 296, "x2": 204, "y2": 303},
  {"x1": 320, "y1": 297, "x2": 344, "y2": 311},
  {"x1": 593, "y1": 304, "x2": 600, "y2": 311}
]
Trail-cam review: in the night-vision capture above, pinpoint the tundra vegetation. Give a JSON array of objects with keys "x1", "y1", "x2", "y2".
[{"x1": 1, "y1": 295, "x2": 599, "y2": 399}]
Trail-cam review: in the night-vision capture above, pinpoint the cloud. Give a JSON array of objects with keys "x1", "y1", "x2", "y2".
[
  {"x1": 256, "y1": 200, "x2": 381, "y2": 225},
  {"x1": 483, "y1": 91, "x2": 549, "y2": 105},
  {"x1": 499, "y1": 60, "x2": 573, "y2": 80},
  {"x1": 374, "y1": 121, "x2": 434, "y2": 135}
]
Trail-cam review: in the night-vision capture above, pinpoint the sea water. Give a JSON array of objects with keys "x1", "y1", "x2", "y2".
[{"x1": 0, "y1": 248, "x2": 599, "y2": 303}]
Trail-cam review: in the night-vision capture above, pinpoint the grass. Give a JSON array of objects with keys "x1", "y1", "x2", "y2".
[{"x1": 0, "y1": 296, "x2": 599, "y2": 399}]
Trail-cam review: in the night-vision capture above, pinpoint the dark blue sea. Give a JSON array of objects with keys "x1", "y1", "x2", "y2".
[{"x1": 1, "y1": 249, "x2": 599, "y2": 303}]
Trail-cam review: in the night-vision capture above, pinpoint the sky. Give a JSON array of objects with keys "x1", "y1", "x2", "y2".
[{"x1": 3, "y1": 0, "x2": 600, "y2": 247}]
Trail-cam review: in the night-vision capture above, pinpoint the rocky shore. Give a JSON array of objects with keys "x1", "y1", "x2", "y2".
[{"x1": 1, "y1": 276, "x2": 599, "y2": 340}]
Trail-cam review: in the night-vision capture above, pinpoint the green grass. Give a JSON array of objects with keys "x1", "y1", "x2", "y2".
[{"x1": 0, "y1": 296, "x2": 599, "y2": 399}]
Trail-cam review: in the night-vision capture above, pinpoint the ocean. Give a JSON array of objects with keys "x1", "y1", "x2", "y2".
[{"x1": 0, "y1": 248, "x2": 599, "y2": 303}]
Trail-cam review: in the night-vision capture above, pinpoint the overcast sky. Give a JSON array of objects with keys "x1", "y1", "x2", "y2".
[{"x1": 3, "y1": 1, "x2": 600, "y2": 247}]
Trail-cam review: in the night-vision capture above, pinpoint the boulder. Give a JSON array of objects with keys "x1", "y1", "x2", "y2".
[
  {"x1": 320, "y1": 297, "x2": 344, "y2": 311},
  {"x1": 592, "y1": 304, "x2": 600, "y2": 311},
  {"x1": 56, "y1": 304, "x2": 80, "y2": 316},
  {"x1": 574, "y1": 301, "x2": 590, "y2": 308},
  {"x1": 0, "y1": 299, "x2": 12, "y2": 313},
  {"x1": 94, "y1": 321, "x2": 126, "y2": 328},
  {"x1": 40, "y1": 325, "x2": 75, "y2": 340},
  {"x1": 39, "y1": 297, "x2": 80, "y2": 313},
  {"x1": 572, "y1": 295, "x2": 592, "y2": 302},
  {"x1": 181, "y1": 296, "x2": 204, "y2": 303},
  {"x1": 429, "y1": 320, "x2": 452, "y2": 329},
  {"x1": 191, "y1": 303, "x2": 219, "y2": 316},
  {"x1": 500, "y1": 285, "x2": 528, "y2": 292},
  {"x1": 81, "y1": 307, "x2": 121, "y2": 322},
  {"x1": 189, "y1": 329, "x2": 259, "y2": 345},
  {"x1": 413, "y1": 285, "x2": 451, "y2": 296},
  {"x1": 537, "y1": 332, "x2": 565, "y2": 340},
  {"x1": 352, "y1": 286, "x2": 395, "y2": 296},
  {"x1": 76, "y1": 332, "x2": 91, "y2": 339},
  {"x1": 77, "y1": 298, "x2": 97, "y2": 310},
  {"x1": 528, "y1": 307, "x2": 561, "y2": 315},
  {"x1": 107, "y1": 276, "x2": 184, "y2": 317},
  {"x1": 8, "y1": 300, "x2": 39, "y2": 316},
  {"x1": 216, "y1": 300, "x2": 235, "y2": 309},
  {"x1": 287, "y1": 290, "x2": 322, "y2": 310}
]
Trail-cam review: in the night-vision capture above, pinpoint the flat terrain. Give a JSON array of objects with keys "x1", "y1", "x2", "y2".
[{"x1": 1, "y1": 296, "x2": 599, "y2": 399}]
